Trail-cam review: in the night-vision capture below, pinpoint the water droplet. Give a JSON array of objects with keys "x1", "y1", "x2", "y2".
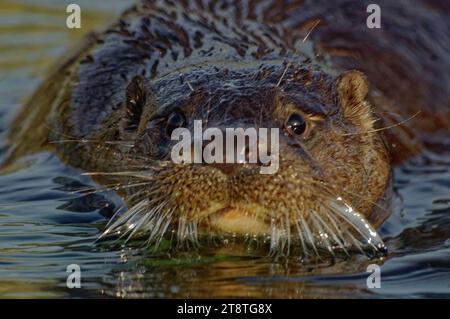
[
  {"x1": 444, "y1": 238, "x2": 450, "y2": 247},
  {"x1": 170, "y1": 285, "x2": 180, "y2": 294}
]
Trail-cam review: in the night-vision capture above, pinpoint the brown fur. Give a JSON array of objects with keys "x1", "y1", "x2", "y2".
[{"x1": 3, "y1": 0, "x2": 449, "y2": 255}]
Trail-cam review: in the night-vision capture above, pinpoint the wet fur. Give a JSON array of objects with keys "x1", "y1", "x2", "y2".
[{"x1": 4, "y1": 0, "x2": 450, "y2": 257}]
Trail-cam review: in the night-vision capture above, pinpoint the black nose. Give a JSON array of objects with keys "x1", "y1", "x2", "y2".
[
  {"x1": 210, "y1": 162, "x2": 240, "y2": 175},
  {"x1": 206, "y1": 135, "x2": 253, "y2": 175}
]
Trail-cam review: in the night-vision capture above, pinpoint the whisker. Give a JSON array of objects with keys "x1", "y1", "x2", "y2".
[
  {"x1": 310, "y1": 211, "x2": 335, "y2": 257},
  {"x1": 149, "y1": 210, "x2": 173, "y2": 251},
  {"x1": 187, "y1": 219, "x2": 199, "y2": 248},
  {"x1": 298, "y1": 214, "x2": 319, "y2": 257},
  {"x1": 70, "y1": 181, "x2": 155, "y2": 197},
  {"x1": 317, "y1": 201, "x2": 365, "y2": 254},
  {"x1": 294, "y1": 216, "x2": 308, "y2": 258},
  {"x1": 103, "y1": 199, "x2": 150, "y2": 239},
  {"x1": 276, "y1": 19, "x2": 321, "y2": 87},
  {"x1": 284, "y1": 211, "x2": 291, "y2": 256},
  {"x1": 328, "y1": 199, "x2": 386, "y2": 253},
  {"x1": 269, "y1": 216, "x2": 281, "y2": 255},
  {"x1": 124, "y1": 204, "x2": 159, "y2": 243},
  {"x1": 177, "y1": 216, "x2": 188, "y2": 248},
  {"x1": 301, "y1": 177, "x2": 391, "y2": 218},
  {"x1": 50, "y1": 139, "x2": 135, "y2": 147},
  {"x1": 82, "y1": 171, "x2": 156, "y2": 180},
  {"x1": 142, "y1": 204, "x2": 173, "y2": 249},
  {"x1": 339, "y1": 111, "x2": 421, "y2": 136},
  {"x1": 317, "y1": 209, "x2": 350, "y2": 256}
]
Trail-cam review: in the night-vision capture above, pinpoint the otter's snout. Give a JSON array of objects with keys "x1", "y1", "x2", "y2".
[{"x1": 171, "y1": 119, "x2": 280, "y2": 175}]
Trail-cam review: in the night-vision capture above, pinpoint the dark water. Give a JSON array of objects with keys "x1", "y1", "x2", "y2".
[{"x1": 0, "y1": 0, "x2": 449, "y2": 298}]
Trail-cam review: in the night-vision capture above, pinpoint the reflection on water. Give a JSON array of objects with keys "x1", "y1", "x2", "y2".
[{"x1": 0, "y1": 0, "x2": 449, "y2": 298}]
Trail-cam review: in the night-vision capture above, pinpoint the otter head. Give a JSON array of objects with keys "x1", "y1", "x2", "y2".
[{"x1": 94, "y1": 63, "x2": 390, "y2": 257}]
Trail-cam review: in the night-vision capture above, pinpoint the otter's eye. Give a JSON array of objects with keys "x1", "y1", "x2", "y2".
[
  {"x1": 286, "y1": 113, "x2": 307, "y2": 136},
  {"x1": 166, "y1": 111, "x2": 186, "y2": 135}
]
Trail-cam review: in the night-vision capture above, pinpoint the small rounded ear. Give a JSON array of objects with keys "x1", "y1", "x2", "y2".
[
  {"x1": 122, "y1": 75, "x2": 146, "y2": 132},
  {"x1": 337, "y1": 70, "x2": 369, "y2": 107},
  {"x1": 336, "y1": 70, "x2": 372, "y2": 127}
]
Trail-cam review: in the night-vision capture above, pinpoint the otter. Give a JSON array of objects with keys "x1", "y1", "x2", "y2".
[{"x1": 3, "y1": 0, "x2": 450, "y2": 257}]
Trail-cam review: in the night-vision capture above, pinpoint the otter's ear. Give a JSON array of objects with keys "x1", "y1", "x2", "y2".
[
  {"x1": 121, "y1": 75, "x2": 146, "y2": 132},
  {"x1": 336, "y1": 70, "x2": 372, "y2": 127}
]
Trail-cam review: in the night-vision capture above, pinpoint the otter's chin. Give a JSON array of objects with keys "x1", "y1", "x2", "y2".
[{"x1": 208, "y1": 206, "x2": 271, "y2": 235}]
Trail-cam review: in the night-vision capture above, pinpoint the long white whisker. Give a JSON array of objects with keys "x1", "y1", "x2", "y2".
[
  {"x1": 317, "y1": 209, "x2": 350, "y2": 256},
  {"x1": 295, "y1": 217, "x2": 308, "y2": 257},
  {"x1": 310, "y1": 211, "x2": 335, "y2": 257},
  {"x1": 299, "y1": 214, "x2": 319, "y2": 257},
  {"x1": 328, "y1": 199, "x2": 385, "y2": 253}
]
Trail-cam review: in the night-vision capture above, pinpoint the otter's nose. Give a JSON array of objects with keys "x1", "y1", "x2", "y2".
[{"x1": 206, "y1": 136, "x2": 252, "y2": 175}]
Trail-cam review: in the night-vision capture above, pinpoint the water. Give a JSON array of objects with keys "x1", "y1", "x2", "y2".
[{"x1": 0, "y1": 0, "x2": 449, "y2": 298}]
